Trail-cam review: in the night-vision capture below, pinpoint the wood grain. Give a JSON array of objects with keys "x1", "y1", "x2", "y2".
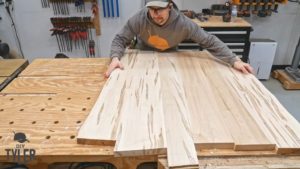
[
  {"x1": 77, "y1": 50, "x2": 137, "y2": 145},
  {"x1": 1, "y1": 77, "x2": 105, "y2": 95},
  {"x1": 159, "y1": 54, "x2": 199, "y2": 168},
  {"x1": 0, "y1": 59, "x2": 28, "y2": 77},
  {"x1": 170, "y1": 51, "x2": 234, "y2": 149},
  {"x1": 192, "y1": 16, "x2": 251, "y2": 28},
  {"x1": 19, "y1": 58, "x2": 109, "y2": 77},
  {"x1": 223, "y1": 67, "x2": 300, "y2": 153},
  {"x1": 114, "y1": 51, "x2": 167, "y2": 156}
]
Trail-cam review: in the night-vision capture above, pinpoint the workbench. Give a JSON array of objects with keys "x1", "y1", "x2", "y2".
[
  {"x1": 0, "y1": 59, "x2": 28, "y2": 91},
  {"x1": 1, "y1": 55, "x2": 300, "y2": 169},
  {"x1": 179, "y1": 16, "x2": 252, "y2": 62}
]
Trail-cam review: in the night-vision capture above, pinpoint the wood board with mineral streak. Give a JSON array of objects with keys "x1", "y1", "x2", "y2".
[
  {"x1": 77, "y1": 54, "x2": 130, "y2": 145},
  {"x1": 159, "y1": 54, "x2": 199, "y2": 168},
  {"x1": 192, "y1": 51, "x2": 275, "y2": 151},
  {"x1": 169, "y1": 52, "x2": 235, "y2": 149},
  {"x1": 78, "y1": 50, "x2": 167, "y2": 155},
  {"x1": 222, "y1": 66, "x2": 300, "y2": 153},
  {"x1": 114, "y1": 51, "x2": 167, "y2": 156}
]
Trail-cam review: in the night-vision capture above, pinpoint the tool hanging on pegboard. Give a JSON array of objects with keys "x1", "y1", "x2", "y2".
[
  {"x1": 41, "y1": 0, "x2": 50, "y2": 8},
  {"x1": 102, "y1": 0, "x2": 119, "y2": 18},
  {"x1": 231, "y1": 0, "x2": 287, "y2": 17},
  {"x1": 50, "y1": 17, "x2": 95, "y2": 57},
  {"x1": 48, "y1": 0, "x2": 87, "y2": 15}
]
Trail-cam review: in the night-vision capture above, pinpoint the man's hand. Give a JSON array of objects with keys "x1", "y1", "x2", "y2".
[
  {"x1": 233, "y1": 60, "x2": 254, "y2": 74},
  {"x1": 105, "y1": 57, "x2": 124, "y2": 78}
]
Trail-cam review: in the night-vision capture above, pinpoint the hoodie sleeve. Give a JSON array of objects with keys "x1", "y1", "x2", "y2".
[
  {"x1": 185, "y1": 17, "x2": 239, "y2": 66},
  {"x1": 110, "y1": 14, "x2": 141, "y2": 59}
]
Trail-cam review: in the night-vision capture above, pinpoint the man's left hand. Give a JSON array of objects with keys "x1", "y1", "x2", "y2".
[{"x1": 233, "y1": 60, "x2": 254, "y2": 74}]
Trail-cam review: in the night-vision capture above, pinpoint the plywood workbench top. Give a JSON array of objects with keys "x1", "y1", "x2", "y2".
[
  {"x1": 193, "y1": 16, "x2": 252, "y2": 27},
  {"x1": 0, "y1": 59, "x2": 28, "y2": 91}
]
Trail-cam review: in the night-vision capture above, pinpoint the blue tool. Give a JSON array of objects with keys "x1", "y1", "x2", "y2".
[
  {"x1": 116, "y1": 0, "x2": 119, "y2": 17},
  {"x1": 111, "y1": 0, "x2": 114, "y2": 17},
  {"x1": 106, "y1": 0, "x2": 110, "y2": 17},
  {"x1": 102, "y1": 0, "x2": 106, "y2": 17}
]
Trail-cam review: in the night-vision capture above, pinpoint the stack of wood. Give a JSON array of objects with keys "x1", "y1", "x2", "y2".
[{"x1": 77, "y1": 50, "x2": 300, "y2": 168}]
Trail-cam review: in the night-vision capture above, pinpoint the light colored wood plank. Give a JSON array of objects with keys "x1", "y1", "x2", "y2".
[
  {"x1": 19, "y1": 58, "x2": 109, "y2": 77},
  {"x1": 198, "y1": 51, "x2": 276, "y2": 151},
  {"x1": 171, "y1": 51, "x2": 234, "y2": 149},
  {"x1": 1, "y1": 76, "x2": 104, "y2": 95},
  {"x1": 192, "y1": 16, "x2": 251, "y2": 28},
  {"x1": 0, "y1": 95, "x2": 97, "y2": 114},
  {"x1": 159, "y1": 155, "x2": 300, "y2": 169},
  {"x1": 114, "y1": 52, "x2": 167, "y2": 156},
  {"x1": 0, "y1": 77, "x2": 5, "y2": 84},
  {"x1": 0, "y1": 59, "x2": 28, "y2": 77},
  {"x1": 272, "y1": 70, "x2": 300, "y2": 90},
  {"x1": 159, "y1": 55, "x2": 199, "y2": 168},
  {"x1": 77, "y1": 50, "x2": 136, "y2": 145},
  {"x1": 223, "y1": 67, "x2": 300, "y2": 153}
]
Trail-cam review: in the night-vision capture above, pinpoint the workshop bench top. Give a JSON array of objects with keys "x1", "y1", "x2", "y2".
[{"x1": 193, "y1": 16, "x2": 252, "y2": 28}]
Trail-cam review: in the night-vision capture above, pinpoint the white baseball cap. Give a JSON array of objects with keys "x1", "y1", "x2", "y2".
[{"x1": 145, "y1": 0, "x2": 170, "y2": 8}]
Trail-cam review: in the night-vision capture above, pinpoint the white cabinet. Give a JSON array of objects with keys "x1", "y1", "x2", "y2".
[{"x1": 248, "y1": 39, "x2": 277, "y2": 80}]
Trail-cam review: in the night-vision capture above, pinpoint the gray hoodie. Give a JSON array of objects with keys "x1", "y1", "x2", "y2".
[{"x1": 110, "y1": 7, "x2": 239, "y2": 66}]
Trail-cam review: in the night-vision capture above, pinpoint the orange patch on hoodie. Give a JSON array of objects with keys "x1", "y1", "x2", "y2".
[{"x1": 148, "y1": 35, "x2": 170, "y2": 51}]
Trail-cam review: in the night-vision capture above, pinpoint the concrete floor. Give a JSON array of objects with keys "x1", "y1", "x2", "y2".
[{"x1": 261, "y1": 77, "x2": 300, "y2": 122}]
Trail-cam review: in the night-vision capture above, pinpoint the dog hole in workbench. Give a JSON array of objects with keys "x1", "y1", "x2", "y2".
[
  {"x1": 46, "y1": 136, "x2": 51, "y2": 139},
  {"x1": 19, "y1": 109, "x2": 24, "y2": 111},
  {"x1": 67, "y1": 97, "x2": 72, "y2": 100},
  {"x1": 48, "y1": 97, "x2": 52, "y2": 100},
  {"x1": 0, "y1": 136, "x2": 2, "y2": 139},
  {"x1": 10, "y1": 98, "x2": 14, "y2": 101},
  {"x1": 9, "y1": 121, "x2": 14, "y2": 125},
  {"x1": 0, "y1": 109, "x2": 3, "y2": 112},
  {"x1": 76, "y1": 120, "x2": 81, "y2": 124},
  {"x1": 82, "y1": 108, "x2": 86, "y2": 111},
  {"x1": 86, "y1": 97, "x2": 91, "y2": 100},
  {"x1": 32, "y1": 121, "x2": 36, "y2": 124},
  {"x1": 40, "y1": 108, "x2": 45, "y2": 111},
  {"x1": 54, "y1": 121, "x2": 59, "y2": 124},
  {"x1": 70, "y1": 135, "x2": 75, "y2": 139},
  {"x1": 61, "y1": 108, "x2": 65, "y2": 111}
]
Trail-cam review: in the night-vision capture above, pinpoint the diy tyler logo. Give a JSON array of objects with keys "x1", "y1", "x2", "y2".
[{"x1": 5, "y1": 131, "x2": 36, "y2": 163}]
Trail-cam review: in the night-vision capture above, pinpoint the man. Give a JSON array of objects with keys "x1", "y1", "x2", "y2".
[{"x1": 105, "y1": 0, "x2": 253, "y2": 77}]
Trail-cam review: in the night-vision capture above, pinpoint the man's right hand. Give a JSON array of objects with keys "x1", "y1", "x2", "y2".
[{"x1": 105, "y1": 57, "x2": 124, "y2": 78}]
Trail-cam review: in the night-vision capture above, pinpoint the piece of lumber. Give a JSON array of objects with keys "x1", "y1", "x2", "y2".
[
  {"x1": 159, "y1": 55, "x2": 199, "y2": 168},
  {"x1": 0, "y1": 59, "x2": 28, "y2": 77},
  {"x1": 19, "y1": 58, "x2": 109, "y2": 77},
  {"x1": 272, "y1": 69, "x2": 300, "y2": 90},
  {"x1": 200, "y1": 52, "x2": 275, "y2": 151},
  {"x1": 77, "y1": 50, "x2": 142, "y2": 146},
  {"x1": 170, "y1": 51, "x2": 234, "y2": 149},
  {"x1": 192, "y1": 16, "x2": 251, "y2": 28},
  {"x1": 159, "y1": 155, "x2": 300, "y2": 169},
  {"x1": 221, "y1": 64, "x2": 300, "y2": 153},
  {"x1": 114, "y1": 51, "x2": 167, "y2": 156},
  {"x1": 0, "y1": 59, "x2": 28, "y2": 91},
  {"x1": 1, "y1": 76, "x2": 104, "y2": 95}
]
